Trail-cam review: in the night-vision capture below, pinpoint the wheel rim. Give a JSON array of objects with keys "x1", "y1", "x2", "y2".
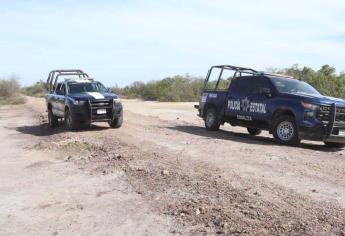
[
  {"x1": 277, "y1": 121, "x2": 294, "y2": 141},
  {"x1": 206, "y1": 112, "x2": 215, "y2": 127}
]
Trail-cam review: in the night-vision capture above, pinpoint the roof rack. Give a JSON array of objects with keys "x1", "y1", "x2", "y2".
[
  {"x1": 204, "y1": 65, "x2": 294, "y2": 90},
  {"x1": 46, "y1": 69, "x2": 89, "y2": 91},
  {"x1": 209, "y1": 65, "x2": 293, "y2": 78}
]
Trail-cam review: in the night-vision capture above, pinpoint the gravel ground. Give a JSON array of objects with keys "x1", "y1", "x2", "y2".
[{"x1": 1, "y1": 97, "x2": 345, "y2": 235}]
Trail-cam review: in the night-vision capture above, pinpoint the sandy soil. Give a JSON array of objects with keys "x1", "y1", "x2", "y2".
[{"x1": 0, "y1": 97, "x2": 345, "y2": 235}]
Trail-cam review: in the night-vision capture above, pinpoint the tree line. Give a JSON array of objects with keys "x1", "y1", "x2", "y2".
[
  {"x1": 113, "y1": 64, "x2": 345, "y2": 101},
  {"x1": 0, "y1": 64, "x2": 344, "y2": 105},
  {"x1": 268, "y1": 64, "x2": 345, "y2": 99}
]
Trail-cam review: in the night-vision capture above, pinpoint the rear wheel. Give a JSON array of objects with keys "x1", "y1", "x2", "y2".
[
  {"x1": 247, "y1": 128, "x2": 262, "y2": 136},
  {"x1": 48, "y1": 108, "x2": 59, "y2": 128},
  {"x1": 109, "y1": 115, "x2": 123, "y2": 128},
  {"x1": 204, "y1": 108, "x2": 220, "y2": 131},
  {"x1": 64, "y1": 109, "x2": 76, "y2": 130},
  {"x1": 272, "y1": 115, "x2": 300, "y2": 146},
  {"x1": 324, "y1": 142, "x2": 345, "y2": 148}
]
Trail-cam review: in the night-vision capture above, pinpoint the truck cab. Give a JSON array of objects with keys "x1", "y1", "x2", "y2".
[
  {"x1": 196, "y1": 65, "x2": 345, "y2": 148},
  {"x1": 46, "y1": 69, "x2": 123, "y2": 130}
]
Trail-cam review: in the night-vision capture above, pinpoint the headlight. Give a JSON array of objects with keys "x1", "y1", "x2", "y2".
[
  {"x1": 73, "y1": 100, "x2": 86, "y2": 105},
  {"x1": 113, "y1": 98, "x2": 121, "y2": 104},
  {"x1": 302, "y1": 102, "x2": 318, "y2": 120},
  {"x1": 301, "y1": 101, "x2": 318, "y2": 110}
]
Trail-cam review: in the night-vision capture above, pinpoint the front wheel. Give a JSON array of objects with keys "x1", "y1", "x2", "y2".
[
  {"x1": 204, "y1": 108, "x2": 220, "y2": 131},
  {"x1": 324, "y1": 142, "x2": 345, "y2": 148},
  {"x1": 64, "y1": 109, "x2": 77, "y2": 130},
  {"x1": 272, "y1": 115, "x2": 300, "y2": 146},
  {"x1": 109, "y1": 116, "x2": 123, "y2": 128},
  {"x1": 48, "y1": 109, "x2": 59, "y2": 128}
]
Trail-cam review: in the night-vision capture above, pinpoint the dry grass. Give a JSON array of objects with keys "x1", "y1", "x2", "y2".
[{"x1": 0, "y1": 78, "x2": 26, "y2": 106}]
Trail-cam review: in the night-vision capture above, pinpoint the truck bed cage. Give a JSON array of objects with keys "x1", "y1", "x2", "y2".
[
  {"x1": 204, "y1": 65, "x2": 293, "y2": 90},
  {"x1": 47, "y1": 69, "x2": 89, "y2": 92}
]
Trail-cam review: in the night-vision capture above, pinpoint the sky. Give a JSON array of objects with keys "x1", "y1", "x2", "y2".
[{"x1": 1, "y1": 0, "x2": 345, "y2": 87}]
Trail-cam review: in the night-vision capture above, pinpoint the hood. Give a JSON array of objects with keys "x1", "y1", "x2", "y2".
[
  {"x1": 281, "y1": 92, "x2": 345, "y2": 107},
  {"x1": 69, "y1": 92, "x2": 118, "y2": 100}
]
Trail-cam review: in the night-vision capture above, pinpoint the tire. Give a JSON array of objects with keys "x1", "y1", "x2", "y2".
[
  {"x1": 272, "y1": 115, "x2": 300, "y2": 146},
  {"x1": 204, "y1": 108, "x2": 220, "y2": 131},
  {"x1": 48, "y1": 108, "x2": 59, "y2": 128},
  {"x1": 247, "y1": 127, "x2": 262, "y2": 136},
  {"x1": 64, "y1": 109, "x2": 76, "y2": 131},
  {"x1": 324, "y1": 142, "x2": 345, "y2": 148},
  {"x1": 109, "y1": 115, "x2": 123, "y2": 128}
]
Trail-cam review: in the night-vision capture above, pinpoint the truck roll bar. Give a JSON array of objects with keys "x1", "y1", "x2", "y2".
[
  {"x1": 47, "y1": 69, "x2": 89, "y2": 91},
  {"x1": 204, "y1": 65, "x2": 293, "y2": 90}
]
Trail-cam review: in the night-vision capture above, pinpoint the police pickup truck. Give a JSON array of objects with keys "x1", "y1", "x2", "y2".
[
  {"x1": 195, "y1": 65, "x2": 345, "y2": 148},
  {"x1": 46, "y1": 69, "x2": 123, "y2": 130}
]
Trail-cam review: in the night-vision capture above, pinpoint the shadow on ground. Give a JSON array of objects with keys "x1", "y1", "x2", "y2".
[
  {"x1": 167, "y1": 125, "x2": 342, "y2": 153},
  {"x1": 15, "y1": 123, "x2": 109, "y2": 137}
]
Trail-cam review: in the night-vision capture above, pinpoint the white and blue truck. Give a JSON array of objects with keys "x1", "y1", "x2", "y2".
[{"x1": 46, "y1": 69, "x2": 123, "y2": 130}]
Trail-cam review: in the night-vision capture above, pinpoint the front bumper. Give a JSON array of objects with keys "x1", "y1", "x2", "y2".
[
  {"x1": 299, "y1": 103, "x2": 345, "y2": 143},
  {"x1": 298, "y1": 125, "x2": 345, "y2": 143},
  {"x1": 70, "y1": 102, "x2": 123, "y2": 123}
]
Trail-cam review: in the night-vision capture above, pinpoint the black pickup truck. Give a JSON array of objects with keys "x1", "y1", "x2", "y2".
[
  {"x1": 46, "y1": 69, "x2": 123, "y2": 130},
  {"x1": 195, "y1": 65, "x2": 345, "y2": 148}
]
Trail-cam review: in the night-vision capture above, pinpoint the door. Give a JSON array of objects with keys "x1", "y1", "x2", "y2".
[
  {"x1": 246, "y1": 77, "x2": 272, "y2": 123},
  {"x1": 225, "y1": 76, "x2": 272, "y2": 127},
  {"x1": 54, "y1": 83, "x2": 66, "y2": 117},
  {"x1": 51, "y1": 83, "x2": 61, "y2": 116}
]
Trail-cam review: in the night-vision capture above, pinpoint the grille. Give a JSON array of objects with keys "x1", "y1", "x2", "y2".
[
  {"x1": 336, "y1": 106, "x2": 345, "y2": 123},
  {"x1": 318, "y1": 105, "x2": 345, "y2": 124},
  {"x1": 318, "y1": 105, "x2": 330, "y2": 122},
  {"x1": 90, "y1": 99, "x2": 112, "y2": 109},
  {"x1": 89, "y1": 99, "x2": 113, "y2": 121}
]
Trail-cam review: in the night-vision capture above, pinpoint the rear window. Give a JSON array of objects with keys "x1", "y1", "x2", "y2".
[{"x1": 229, "y1": 76, "x2": 271, "y2": 96}]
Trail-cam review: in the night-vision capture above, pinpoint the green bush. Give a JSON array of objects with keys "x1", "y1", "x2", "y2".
[
  {"x1": 22, "y1": 80, "x2": 47, "y2": 97},
  {"x1": 113, "y1": 66, "x2": 345, "y2": 102},
  {"x1": 268, "y1": 64, "x2": 345, "y2": 99},
  {"x1": 116, "y1": 75, "x2": 204, "y2": 102},
  {"x1": 0, "y1": 78, "x2": 21, "y2": 97},
  {"x1": 0, "y1": 78, "x2": 25, "y2": 105}
]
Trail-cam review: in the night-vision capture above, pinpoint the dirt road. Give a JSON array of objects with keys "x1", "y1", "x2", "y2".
[{"x1": 1, "y1": 97, "x2": 345, "y2": 235}]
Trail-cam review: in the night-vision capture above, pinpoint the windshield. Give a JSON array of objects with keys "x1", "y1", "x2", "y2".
[
  {"x1": 68, "y1": 82, "x2": 107, "y2": 94},
  {"x1": 270, "y1": 77, "x2": 321, "y2": 96}
]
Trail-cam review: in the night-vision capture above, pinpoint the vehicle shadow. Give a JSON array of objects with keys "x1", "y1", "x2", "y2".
[
  {"x1": 167, "y1": 125, "x2": 341, "y2": 152},
  {"x1": 15, "y1": 123, "x2": 109, "y2": 137}
]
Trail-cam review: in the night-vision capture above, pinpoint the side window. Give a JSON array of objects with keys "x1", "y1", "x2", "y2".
[
  {"x1": 56, "y1": 83, "x2": 66, "y2": 95},
  {"x1": 250, "y1": 77, "x2": 272, "y2": 96},
  {"x1": 229, "y1": 77, "x2": 252, "y2": 96},
  {"x1": 55, "y1": 83, "x2": 62, "y2": 94},
  {"x1": 60, "y1": 84, "x2": 66, "y2": 95}
]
